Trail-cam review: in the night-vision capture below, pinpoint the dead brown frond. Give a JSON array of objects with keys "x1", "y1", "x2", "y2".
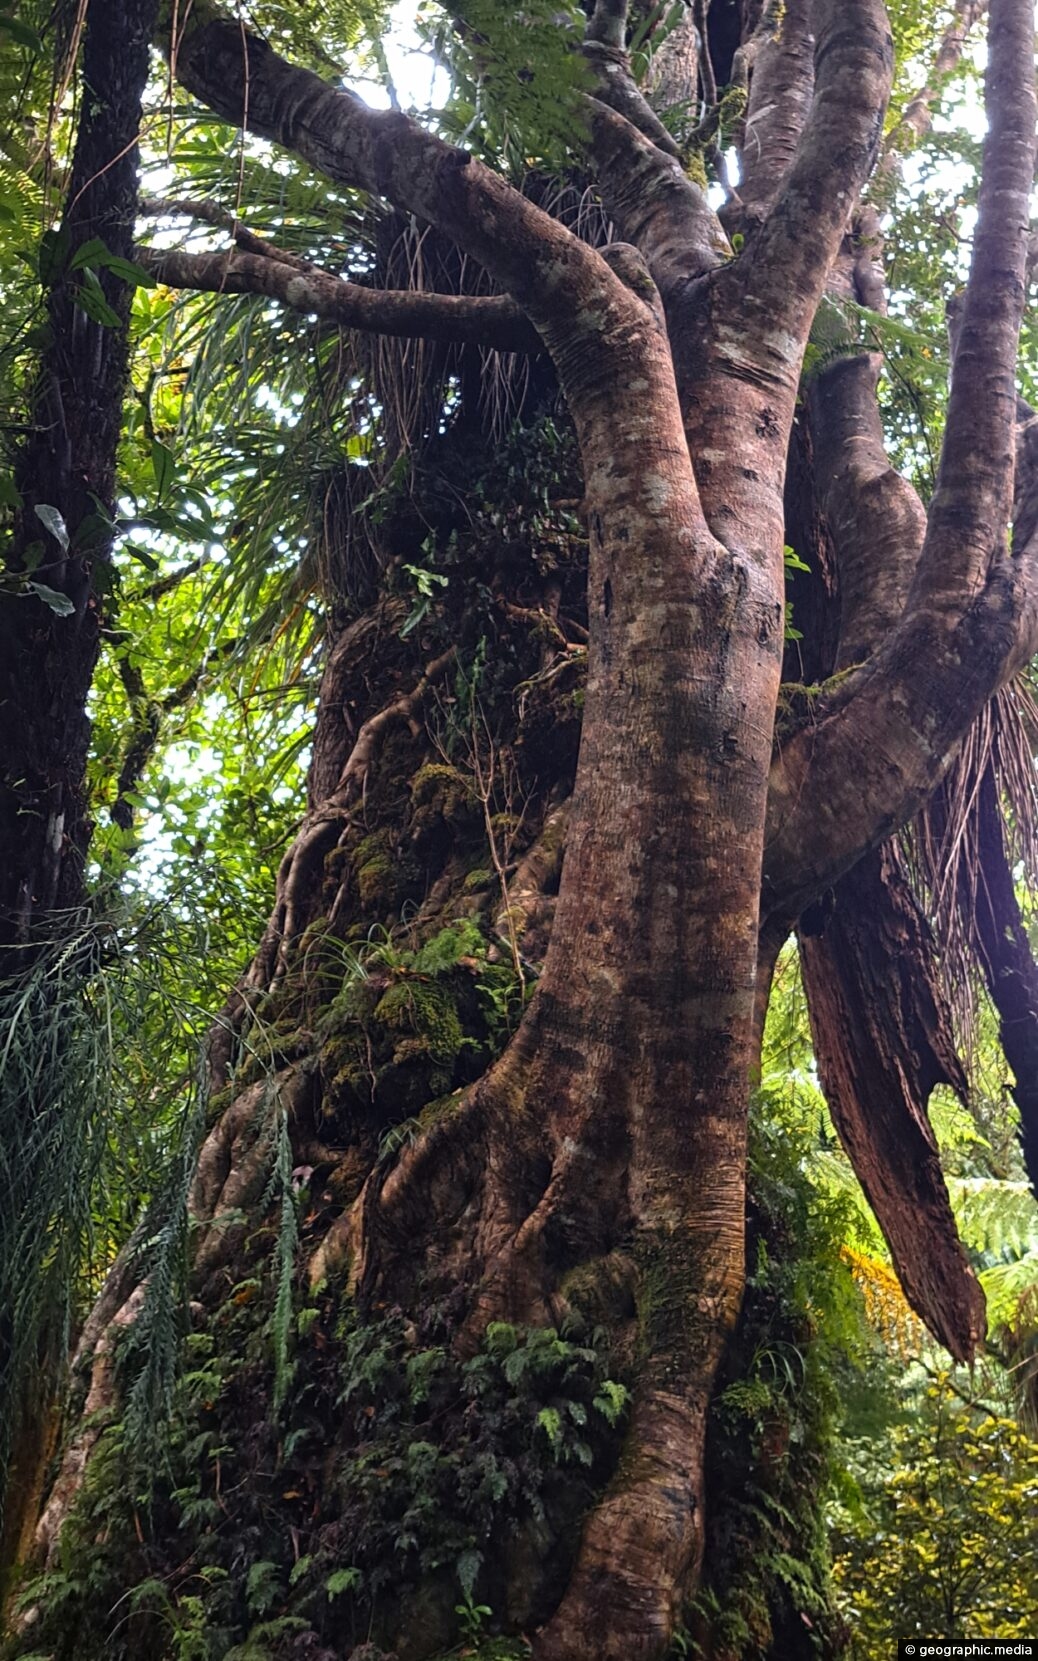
[
  {"x1": 910, "y1": 678, "x2": 1038, "y2": 1063},
  {"x1": 368, "y1": 176, "x2": 614, "y2": 456}
]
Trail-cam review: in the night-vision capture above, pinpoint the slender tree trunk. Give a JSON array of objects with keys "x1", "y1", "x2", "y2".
[{"x1": 0, "y1": 0, "x2": 156, "y2": 1587}]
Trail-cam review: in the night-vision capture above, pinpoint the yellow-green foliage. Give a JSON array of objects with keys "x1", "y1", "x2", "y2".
[{"x1": 833, "y1": 1377, "x2": 1038, "y2": 1651}]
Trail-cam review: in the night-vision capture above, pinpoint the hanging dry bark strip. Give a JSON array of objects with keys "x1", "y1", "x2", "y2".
[
  {"x1": 798, "y1": 842, "x2": 983, "y2": 1359},
  {"x1": 950, "y1": 760, "x2": 1038, "y2": 1194}
]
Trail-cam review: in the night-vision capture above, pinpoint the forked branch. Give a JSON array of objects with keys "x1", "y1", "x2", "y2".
[
  {"x1": 764, "y1": 0, "x2": 1038, "y2": 922},
  {"x1": 725, "y1": 0, "x2": 893, "y2": 354}
]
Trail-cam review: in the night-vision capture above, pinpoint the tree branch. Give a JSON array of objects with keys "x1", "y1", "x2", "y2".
[
  {"x1": 583, "y1": 43, "x2": 684, "y2": 158},
  {"x1": 583, "y1": 0, "x2": 683, "y2": 158},
  {"x1": 806, "y1": 350, "x2": 926, "y2": 668},
  {"x1": 579, "y1": 0, "x2": 728, "y2": 295},
  {"x1": 728, "y1": 0, "x2": 816, "y2": 232},
  {"x1": 763, "y1": 0, "x2": 1038, "y2": 923},
  {"x1": 724, "y1": 0, "x2": 892, "y2": 356},
  {"x1": 882, "y1": 0, "x2": 988, "y2": 171},
  {"x1": 911, "y1": 0, "x2": 1033, "y2": 610},
  {"x1": 587, "y1": 0, "x2": 628, "y2": 51},
  {"x1": 166, "y1": 14, "x2": 629, "y2": 341},
  {"x1": 585, "y1": 99, "x2": 729, "y2": 298},
  {"x1": 138, "y1": 193, "x2": 320, "y2": 273},
  {"x1": 137, "y1": 244, "x2": 541, "y2": 352}
]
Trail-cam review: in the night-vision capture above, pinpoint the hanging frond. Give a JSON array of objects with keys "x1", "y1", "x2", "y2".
[{"x1": 949, "y1": 1176, "x2": 1038, "y2": 1261}]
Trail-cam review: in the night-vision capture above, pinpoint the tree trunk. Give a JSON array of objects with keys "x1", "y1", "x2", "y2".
[
  {"x1": 0, "y1": 0, "x2": 156, "y2": 1590},
  {"x1": 7, "y1": 2, "x2": 1038, "y2": 1658},
  {"x1": 0, "y1": 0, "x2": 156, "y2": 955}
]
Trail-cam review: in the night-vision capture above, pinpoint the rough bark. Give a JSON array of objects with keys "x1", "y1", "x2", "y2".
[
  {"x1": 765, "y1": 0, "x2": 1038, "y2": 919},
  {"x1": 729, "y1": 0, "x2": 816, "y2": 232}
]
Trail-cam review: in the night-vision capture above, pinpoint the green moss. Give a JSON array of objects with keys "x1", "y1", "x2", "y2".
[
  {"x1": 205, "y1": 1084, "x2": 234, "y2": 1126},
  {"x1": 463, "y1": 866, "x2": 495, "y2": 893},
  {"x1": 324, "y1": 842, "x2": 351, "y2": 878},
  {"x1": 298, "y1": 915, "x2": 331, "y2": 948},
  {"x1": 318, "y1": 974, "x2": 380, "y2": 1035},
  {"x1": 374, "y1": 979, "x2": 465, "y2": 1068},
  {"x1": 262, "y1": 1024, "x2": 313, "y2": 1065},
  {"x1": 410, "y1": 762, "x2": 477, "y2": 818},
  {"x1": 416, "y1": 1090, "x2": 467, "y2": 1132},
  {"x1": 488, "y1": 811, "x2": 520, "y2": 839},
  {"x1": 559, "y1": 1252, "x2": 638, "y2": 1332},
  {"x1": 354, "y1": 831, "x2": 397, "y2": 907},
  {"x1": 718, "y1": 84, "x2": 747, "y2": 128},
  {"x1": 320, "y1": 1031, "x2": 372, "y2": 1106},
  {"x1": 684, "y1": 148, "x2": 709, "y2": 188}
]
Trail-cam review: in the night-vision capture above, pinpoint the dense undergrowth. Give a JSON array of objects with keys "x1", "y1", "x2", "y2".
[{"x1": 4, "y1": 1054, "x2": 878, "y2": 1661}]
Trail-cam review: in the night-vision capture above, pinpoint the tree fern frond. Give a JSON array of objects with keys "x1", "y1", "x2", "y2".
[{"x1": 947, "y1": 1177, "x2": 1038, "y2": 1261}]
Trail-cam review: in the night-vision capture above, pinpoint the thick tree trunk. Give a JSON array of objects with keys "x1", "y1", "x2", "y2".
[{"x1": 8, "y1": 4, "x2": 1038, "y2": 1659}]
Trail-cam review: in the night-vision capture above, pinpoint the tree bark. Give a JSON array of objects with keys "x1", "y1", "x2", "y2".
[
  {"x1": 9, "y1": 3, "x2": 1038, "y2": 1658},
  {"x1": 799, "y1": 845, "x2": 983, "y2": 1358}
]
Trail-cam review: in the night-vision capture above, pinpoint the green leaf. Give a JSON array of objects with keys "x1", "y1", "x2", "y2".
[
  {"x1": 69, "y1": 237, "x2": 118, "y2": 272},
  {"x1": 456, "y1": 1547, "x2": 482, "y2": 1602},
  {"x1": 34, "y1": 504, "x2": 69, "y2": 549},
  {"x1": 536, "y1": 1405, "x2": 563, "y2": 1453},
  {"x1": 783, "y1": 545, "x2": 811, "y2": 573},
  {"x1": 325, "y1": 1565, "x2": 362, "y2": 1598},
  {"x1": 592, "y1": 1379, "x2": 629, "y2": 1426},
  {"x1": 74, "y1": 269, "x2": 122, "y2": 328},
  {"x1": 69, "y1": 238, "x2": 154, "y2": 287},
  {"x1": 28, "y1": 582, "x2": 75, "y2": 616},
  {"x1": 150, "y1": 440, "x2": 177, "y2": 501},
  {"x1": 0, "y1": 11, "x2": 44, "y2": 49}
]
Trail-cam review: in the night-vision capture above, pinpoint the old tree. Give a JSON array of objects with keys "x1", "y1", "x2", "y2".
[{"x1": 4, "y1": 0, "x2": 1038, "y2": 1656}]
